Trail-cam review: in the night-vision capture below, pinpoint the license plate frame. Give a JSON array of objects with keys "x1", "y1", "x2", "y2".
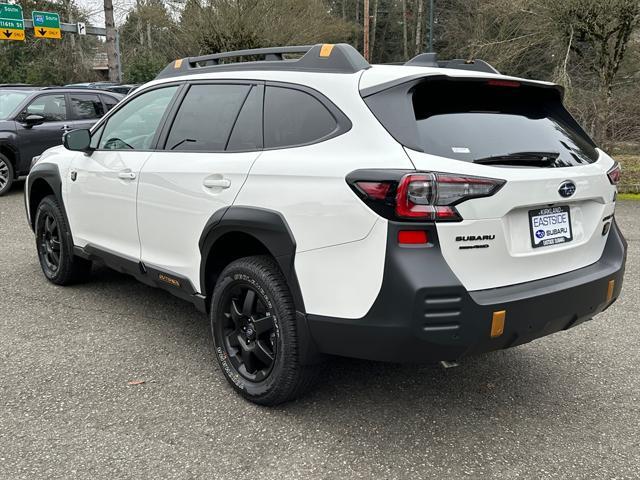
[{"x1": 528, "y1": 205, "x2": 573, "y2": 249}]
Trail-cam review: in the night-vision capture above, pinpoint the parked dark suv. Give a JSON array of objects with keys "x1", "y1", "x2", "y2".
[{"x1": 0, "y1": 87, "x2": 123, "y2": 195}]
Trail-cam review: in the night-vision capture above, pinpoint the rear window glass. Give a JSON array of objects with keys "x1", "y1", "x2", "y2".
[
  {"x1": 70, "y1": 93, "x2": 105, "y2": 120},
  {"x1": 165, "y1": 84, "x2": 250, "y2": 152},
  {"x1": 412, "y1": 80, "x2": 598, "y2": 166},
  {"x1": 264, "y1": 86, "x2": 337, "y2": 149}
]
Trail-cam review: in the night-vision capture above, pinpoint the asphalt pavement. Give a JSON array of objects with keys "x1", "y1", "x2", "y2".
[{"x1": 1, "y1": 182, "x2": 638, "y2": 480}]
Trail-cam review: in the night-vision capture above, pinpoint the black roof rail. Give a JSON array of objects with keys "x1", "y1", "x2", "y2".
[
  {"x1": 404, "y1": 52, "x2": 500, "y2": 74},
  {"x1": 155, "y1": 43, "x2": 371, "y2": 79}
]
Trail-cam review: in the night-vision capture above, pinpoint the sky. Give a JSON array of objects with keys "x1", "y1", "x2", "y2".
[{"x1": 75, "y1": 0, "x2": 136, "y2": 26}]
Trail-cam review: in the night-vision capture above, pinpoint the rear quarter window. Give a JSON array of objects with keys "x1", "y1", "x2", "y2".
[{"x1": 264, "y1": 86, "x2": 339, "y2": 149}]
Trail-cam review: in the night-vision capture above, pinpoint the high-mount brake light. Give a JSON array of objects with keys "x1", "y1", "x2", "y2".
[
  {"x1": 487, "y1": 79, "x2": 520, "y2": 88},
  {"x1": 348, "y1": 171, "x2": 505, "y2": 222},
  {"x1": 607, "y1": 162, "x2": 621, "y2": 185}
]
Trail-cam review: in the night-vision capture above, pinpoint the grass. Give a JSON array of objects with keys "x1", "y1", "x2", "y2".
[
  {"x1": 616, "y1": 154, "x2": 640, "y2": 194},
  {"x1": 618, "y1": 193, "x2": 640, "y2": 201}
]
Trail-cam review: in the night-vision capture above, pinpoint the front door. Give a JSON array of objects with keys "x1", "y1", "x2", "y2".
[
  {"x1": 65, "y1": 85, "x2": 180, "y2": 260},
  {"x1": 15, "y1": 93, "x2": 69, "y2": 171},
  {"x1": 137, "y1": 82, "x2": 264, "y2": 289}
]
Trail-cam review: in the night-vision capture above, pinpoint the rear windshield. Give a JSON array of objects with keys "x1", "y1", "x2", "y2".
[{"x1": 411, "y1": 80, "x2": 598, "y2": 166}]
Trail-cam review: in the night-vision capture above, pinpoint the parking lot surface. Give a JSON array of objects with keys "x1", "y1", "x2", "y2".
[{"x1": 1, "y1": 183, "x2": 638, "y2": 480}]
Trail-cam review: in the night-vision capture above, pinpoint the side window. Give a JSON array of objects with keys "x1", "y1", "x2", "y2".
[
  {"x1": 24, "y1": 94, "x2": 67, "y2": 122},
  {"x1": 101, "y1": 94, "x2": 119, "y2": 112},
  {"x1": 165, "y1": 83, "x2": 250, "y2": 152},
  {"x1": 264, "y1": 86, "x2": 337, "y2": 149},
  {"x1": 226, "y1": 86, "x2": 263, "y2": 152},
  {"x1": 70, "y1": 93, "x2": 105, "y2": 120},
  {"x1": 98, "y1": 86, "x2": 178, "y2": 150}
]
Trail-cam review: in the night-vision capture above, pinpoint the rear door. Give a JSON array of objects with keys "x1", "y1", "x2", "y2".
[
  {"x1": 366, "y1": 76, "x2": 618, "y2": 290},
  {"x1": 67, "y1": 91, "x2": 106, "y2": 130},
  {"x1": 137, "y1": 81, "x2": 263, "y2": 288}
]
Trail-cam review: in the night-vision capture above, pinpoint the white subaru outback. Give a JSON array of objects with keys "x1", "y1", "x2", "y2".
[{"x1": 26, "y1": 44, "x2": 627, "y2": 405}]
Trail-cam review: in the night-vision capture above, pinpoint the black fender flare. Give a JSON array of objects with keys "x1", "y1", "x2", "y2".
[
  {"x1": 26, "y1": 162, "x2": 75, "y2": 259},
  {"x1": 199, "y1": 206, "x2": 321, "y2": 364},
  {"x1": 199, "y1": 206, "x2": 305, "y2": 312},
  {"x1": 0, "y1": 134, "x2": 20, "y2": 175}
]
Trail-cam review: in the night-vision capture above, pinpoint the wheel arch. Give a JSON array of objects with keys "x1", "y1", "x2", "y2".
[
  {"x1": 0, "y1": 136, "x2": 19, "y2": 176},
  {"x1": 199, "y1": 206, "x2": 305, "y2": 314},
  {"x1": 26, "y1": 163, "x2": 75, "y2": 258}
]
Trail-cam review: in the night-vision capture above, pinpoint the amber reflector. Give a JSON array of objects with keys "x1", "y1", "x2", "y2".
[
  {"x1": 491, "y1": 311, "x2": 506, "y2": 338},
  {"x1": 606, "y1": 279, "x2": 615, "y2": 302},
  {"x1": 320, "y1": 44, "x2": 334, "y2": 57}
]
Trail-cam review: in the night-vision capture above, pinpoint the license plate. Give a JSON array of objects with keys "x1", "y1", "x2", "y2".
[{"x1": 528, "y1": 205, "x2": 572, "y2": 248}]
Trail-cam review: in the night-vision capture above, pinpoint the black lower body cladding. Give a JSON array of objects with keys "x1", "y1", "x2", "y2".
[{"x1": 306, "y1": 221, "x2": 627, "y2": 363}]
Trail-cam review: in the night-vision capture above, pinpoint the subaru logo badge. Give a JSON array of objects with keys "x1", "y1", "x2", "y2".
[{"x1": 558, "y1": 181, "x2": 576, "y2": 198}]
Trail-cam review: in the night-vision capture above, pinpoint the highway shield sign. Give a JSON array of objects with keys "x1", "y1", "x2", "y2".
[{"x1": 32, "y1": 10, "x2": 61, "y2": 39}]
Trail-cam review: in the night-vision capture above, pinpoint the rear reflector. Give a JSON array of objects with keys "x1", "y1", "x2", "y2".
[
  {"x1": 398, "y1": 230, "x2": 428, "y2": 245},
  {"x1": 491, "y1": 311, "x2": 506, "y2": 338}
]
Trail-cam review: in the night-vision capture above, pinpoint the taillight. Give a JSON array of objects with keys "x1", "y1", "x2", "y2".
[
  {"x1": 607, "y1": 162, "x2": 621, "y2": 185},
  {"x1": 350, "y1": 171, "x2": 505, "y2": 222}
]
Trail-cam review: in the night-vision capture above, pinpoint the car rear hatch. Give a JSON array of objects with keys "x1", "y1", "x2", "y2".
[{"x1": 362, "y1": 73, "x2": 619, "y2": 291}]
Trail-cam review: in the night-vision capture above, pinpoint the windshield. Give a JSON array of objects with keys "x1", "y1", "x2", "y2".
[
  {"x1": 0, "y1": 91, "x2": 29, "y2": 120},
  {"x1": 411, "y1": 80, "x2": 598, "y2": 166}
]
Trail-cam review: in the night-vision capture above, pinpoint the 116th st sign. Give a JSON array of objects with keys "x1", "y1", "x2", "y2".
[
  {"x1": 0, "y1": 3, "x2": 25, "y2": 41},
  {"x1": 32, "y1": 10, "x2": 61, "y2": 39}
]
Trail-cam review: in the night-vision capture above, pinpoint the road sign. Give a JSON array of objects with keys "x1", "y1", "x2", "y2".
[
  {"x1": 32, "y1": 11, "x2": 61, "y2": 39},
  {"x1": 0, "y1": 3, "x2": 25, "y2": 41},
  {"x1": 77, "y1": 22, "x2": 86, "y2": 35}
]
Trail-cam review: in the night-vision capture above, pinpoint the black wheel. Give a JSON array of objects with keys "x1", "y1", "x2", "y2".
[
  {"x1": 35, "y1": 195, "x2": 92, "y2": 285},
  {"x1": 210, "y1": 255, "x2": 317, "y2": 405},
  {"x1": 0, "y1": 154, "x2": 14, "y2": 196}
]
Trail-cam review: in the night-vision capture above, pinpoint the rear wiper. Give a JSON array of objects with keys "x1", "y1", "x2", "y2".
[{"x1": 473, "y1": 151, "x2": 560, "y2": 167}]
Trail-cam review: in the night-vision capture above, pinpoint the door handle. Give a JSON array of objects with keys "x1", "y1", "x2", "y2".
[
  {"x1": 118, "y1": 170, "x2": 136, "y2": 180},
  {"x1": 203, "y1": 178, "x2": 231, "y2": 189}
]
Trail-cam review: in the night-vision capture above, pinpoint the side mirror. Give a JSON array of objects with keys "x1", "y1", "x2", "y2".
[
  {"x1": 63, "y1": 129, "x2": 93, "y2": 153},
  {"x1": 22, "y1": 114, "x2": 45, "y2": 128}
]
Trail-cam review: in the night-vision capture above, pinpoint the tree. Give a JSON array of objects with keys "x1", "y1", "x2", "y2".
[
  {"x1": 551, "y1": 0, "x2": 640, "y2": 142},
  {"x1": 103, "y1": 0, "x2": 119, "y2": 81}
]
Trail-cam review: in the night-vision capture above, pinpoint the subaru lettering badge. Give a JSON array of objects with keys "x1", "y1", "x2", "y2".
[{"x1": 558, "y1": 181, "x2": 576, "y2": 198}]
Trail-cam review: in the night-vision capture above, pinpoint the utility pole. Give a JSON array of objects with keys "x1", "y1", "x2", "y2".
[
  {"x1": 428, "y1": 0, "x2": 434, "y2": 52},
  {"x1": 415, "y1": 0, "x2": 423, "y2": 55},
  {"x1": 363, "y1": 0, "x2": 370, "y2": 62},
  {"x1": 103, "y1": 0, "x2": 119, "y2": 82}
]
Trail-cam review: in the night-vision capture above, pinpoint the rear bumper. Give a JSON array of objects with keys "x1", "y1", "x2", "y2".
[{"x1": 306, "y1": 220, "x2": 627, "y2": 363}]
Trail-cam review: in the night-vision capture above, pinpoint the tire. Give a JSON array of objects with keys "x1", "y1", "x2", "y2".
[
  {"x1": 0, "y1": 154, "x2": 14, "y2": 196},
  {"x1": 34, "y1": 195, "x2": 92, "y2": 285},
  {"x1": 210, "y1": 255, "x2": 317, "y2": 405}
]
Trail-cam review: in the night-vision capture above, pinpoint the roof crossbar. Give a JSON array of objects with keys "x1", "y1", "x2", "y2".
[{"x1": 155, "y1": 43, "x2": 371, "y2": 79}]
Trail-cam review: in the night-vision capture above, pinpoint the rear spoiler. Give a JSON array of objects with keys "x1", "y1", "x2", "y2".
[{"x1": 360, "y1": 73, "x2": 564, "y2": 99}]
